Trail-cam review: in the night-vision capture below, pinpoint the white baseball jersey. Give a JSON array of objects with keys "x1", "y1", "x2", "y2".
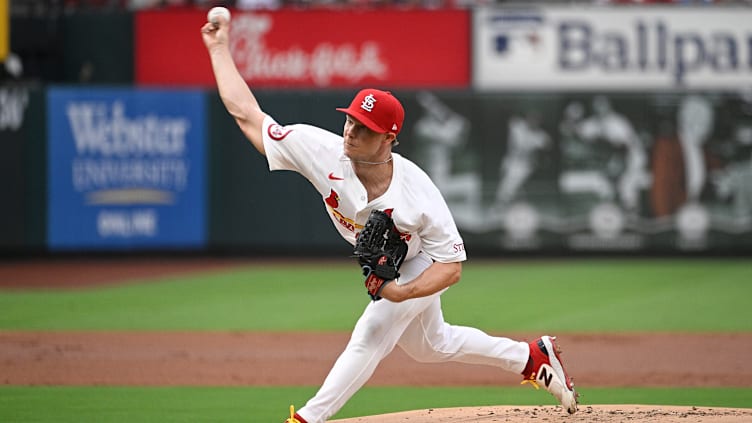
[{"x1": 261, "y1": 115, "x2": 466, "y2": 265}]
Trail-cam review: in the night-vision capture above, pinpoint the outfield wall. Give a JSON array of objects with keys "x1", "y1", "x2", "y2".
[{"x1": 2, "y1": 6, "x2": 751, "y2": 255}]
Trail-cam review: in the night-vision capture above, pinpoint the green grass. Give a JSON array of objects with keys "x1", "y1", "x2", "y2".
[
  {"x1": 0, "y1": 266, "x2": 364, "y2": 331},
  {"x1": 443, "y1": 259, "x2": 752, "y2": 332},
  {"x1": 0, "y1": 259, "x2": 750, "y2": 332},
  {"x1": 0, "y1": 386, "x2": 749, "y2": 422}
]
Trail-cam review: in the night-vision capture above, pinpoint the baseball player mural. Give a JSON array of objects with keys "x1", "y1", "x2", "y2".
[
  {"x1": 411, "y1": 91, "x2": 484, "y2": 229},
  {"x1": 559, "y1": 96, "x2": 651, "y2": 214},
  {"x1": 201, "y1": 14, "x2": 578, "y2": 423},
  {"x1": 496, "y1": 113, "x2": 551, "y2": 206}
]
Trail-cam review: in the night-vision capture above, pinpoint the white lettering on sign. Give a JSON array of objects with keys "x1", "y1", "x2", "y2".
[
  {"x1": 230, "y1": 14, "x2": 388, "y2": 86},
  {"x1": 97, "y1": 209, "x2": 157, "y2": 238},
  {"x1": 64, "y1": 100, "x2": 193, "y2": 204},
  {"x1": 72, "y1": 159, "x2": 189, "y2": 192},
  {"x1": 0, "y1": 87, "x2": 29, "y2": 131},
  {"x1": 66, "y1": 101, "x2": 189, "y2": 157}
]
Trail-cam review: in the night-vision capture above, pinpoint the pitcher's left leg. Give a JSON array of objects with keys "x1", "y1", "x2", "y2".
[
  {"x1": 296, "y1": 296, "x2": 436, "y2": 423},
  {"x1": 397, "y1": 296, "x2": 528, "y2": 372}
]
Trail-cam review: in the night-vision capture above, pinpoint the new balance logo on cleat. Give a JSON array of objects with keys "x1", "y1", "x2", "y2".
[{"x1": 537, "y1": 365, "x2": 554, "y2": 388}]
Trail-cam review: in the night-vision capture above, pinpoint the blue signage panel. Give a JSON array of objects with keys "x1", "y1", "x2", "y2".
[{"x1": 47, "y1": 87, "x2": 206, "y2": 250}]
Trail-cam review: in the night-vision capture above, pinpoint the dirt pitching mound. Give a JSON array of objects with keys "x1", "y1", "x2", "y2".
[{"x1": 330, "y1": 405, "x2": 752, "y2": 422}]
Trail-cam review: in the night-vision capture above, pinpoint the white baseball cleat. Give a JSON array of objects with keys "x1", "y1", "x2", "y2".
[{"x1": 521, "y1": 335, "x2": 579, "y2": 414}]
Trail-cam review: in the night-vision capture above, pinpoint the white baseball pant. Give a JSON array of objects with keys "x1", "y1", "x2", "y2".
[{"x1": 297, "y1": 252, "x2": 529, "y2": 423}]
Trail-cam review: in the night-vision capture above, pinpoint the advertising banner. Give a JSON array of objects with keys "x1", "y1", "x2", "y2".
[
  {"x1": 47, "y1": 87, "x2": 206, "y2": 250},
  {"x1": 136, "y1": 9, "x2": 469, "y2": 88},
  {"x1": 397, "y1": 90, "x2": 752, "y2": 253},
  {"x1": 474, "y1": 6, "x2": 752, "y2": 91}
]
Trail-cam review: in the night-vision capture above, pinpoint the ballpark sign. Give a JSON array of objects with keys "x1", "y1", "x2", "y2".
[
  {"x1": 474, "y1": 6, "x2": 752, "y2": 90},
  {"x1": 47, "y1": 88, "x2": 207, "y2": 250}
]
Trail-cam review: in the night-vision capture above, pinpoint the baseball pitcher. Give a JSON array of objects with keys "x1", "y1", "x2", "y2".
[{"x1": 201, "y1": 13, "x2": 578, "y2": 423}]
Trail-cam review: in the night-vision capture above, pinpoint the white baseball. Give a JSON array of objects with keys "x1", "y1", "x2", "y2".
[{"x1": 207, "y1": 7, "x2": 231, "y2": 25}]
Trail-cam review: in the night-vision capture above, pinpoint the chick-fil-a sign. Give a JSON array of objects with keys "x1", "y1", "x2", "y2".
[{"x1": 135, "y1": 8, "x2": 469, "y2": 88}]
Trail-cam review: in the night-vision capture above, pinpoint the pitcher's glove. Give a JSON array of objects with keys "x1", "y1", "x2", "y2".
[{"x1": 353, "y1": 209, "x2": 408, "y2": 301}]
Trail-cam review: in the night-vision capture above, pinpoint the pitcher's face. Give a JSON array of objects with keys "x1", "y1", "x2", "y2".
[{"x1": 343, "y1": 115, "x2": 391, "y2": 160}]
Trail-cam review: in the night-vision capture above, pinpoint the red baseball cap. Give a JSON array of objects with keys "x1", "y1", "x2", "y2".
[{"x1": 336, "y1": 89, "x2": 405, "y2": 135}]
